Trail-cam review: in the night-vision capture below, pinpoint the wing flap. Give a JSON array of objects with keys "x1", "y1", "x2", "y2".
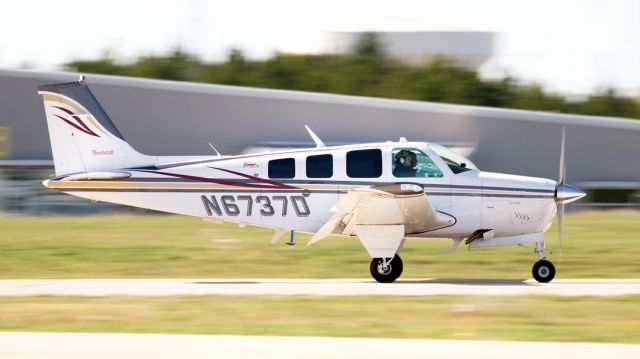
[{"x1": 307, "y1": 212, "x2": 348, "y2": 246}]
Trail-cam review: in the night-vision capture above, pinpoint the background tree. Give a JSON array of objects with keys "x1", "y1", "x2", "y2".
[{"x1": 64, "y1": 35, "x2": 640, "y2": 120}]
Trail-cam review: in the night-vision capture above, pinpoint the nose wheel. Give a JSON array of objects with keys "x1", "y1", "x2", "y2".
[
  {"x1": 531, "y1": 241, "x2": 556, "y2": 283},
  {"x1": 532, "y1": 259, "x2": 556, "y2": 283},
  {"x1": 370, "y1": 255, "x2": 403, "y2": 283}
]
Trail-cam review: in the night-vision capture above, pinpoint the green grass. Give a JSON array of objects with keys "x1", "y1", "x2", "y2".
[
  {"x1": 0, "y1": 295, "x2": 638, "y2": 343},
  {"x1": 0, "y1": 212, "x2": 639, "y2": 344},
  {"x1": 0, "y1": 211, "x2": 639, "y2": 279}
]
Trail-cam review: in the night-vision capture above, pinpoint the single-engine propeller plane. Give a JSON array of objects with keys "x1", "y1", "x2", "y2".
[{"x1": 39, "y1": 77, "x2": 586, "y2": 283}]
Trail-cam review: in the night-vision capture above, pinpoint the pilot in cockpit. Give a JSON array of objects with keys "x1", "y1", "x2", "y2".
[{"x1": 393, "y1": 149, "x2": 417, "y2": 177}]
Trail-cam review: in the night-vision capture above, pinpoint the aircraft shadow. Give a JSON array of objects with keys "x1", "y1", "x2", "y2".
[
  {"x1": 189, "y1": 279, "x2": 531, "y2": 286},
  {"x1": 191, "y1": 281, "x2": 261, "y2": 285},
  {"x1": 395, "y1": 278, "x2": 530, "y2": 286}
]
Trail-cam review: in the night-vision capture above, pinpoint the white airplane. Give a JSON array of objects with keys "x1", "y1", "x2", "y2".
[{"x1": 38, "y1": 77, "x2": 585, "y2": 283}]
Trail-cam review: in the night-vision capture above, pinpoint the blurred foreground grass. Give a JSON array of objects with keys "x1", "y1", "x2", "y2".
[
  {"x1": 0, "y1": 211, "x2": 639, "y2": 279},
  {"x1": 1, "y1": 212, "x2": 639, "y2": 344},
  {"x1": 0, "y1": 295, "x2": 638, "y2": 343}
]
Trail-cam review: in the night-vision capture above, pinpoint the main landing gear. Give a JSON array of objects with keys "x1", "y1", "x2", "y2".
[
  {"x1": 370, "y1": 255, "x2": 403, "y2": 283},
  {"x1": 532, "y1": 241, "x2": 556, "y2": 283}
]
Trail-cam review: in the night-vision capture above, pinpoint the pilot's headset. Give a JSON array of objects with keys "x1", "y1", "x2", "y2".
[{"x1": 395, "y1": 149, "x2": 416, "y2": 167}]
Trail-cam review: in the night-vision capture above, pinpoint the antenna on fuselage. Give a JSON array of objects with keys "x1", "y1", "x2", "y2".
[
  {"x1": 208, "y1": 142, "x2": 222, "y2": 159},
  {"x1": 305, "y1": 125, "x2": 326, "y2": 148}
]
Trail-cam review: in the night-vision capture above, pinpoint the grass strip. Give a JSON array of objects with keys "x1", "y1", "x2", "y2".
[
  {"x1": 0, "y1": 295, "x2": 638, "y2": 343},
  {"x1": 0, "y1": 211, "x2": 639, "y2": 279}
]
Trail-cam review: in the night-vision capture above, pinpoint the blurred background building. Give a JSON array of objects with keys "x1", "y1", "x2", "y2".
[
  {"x1": 1, "y1": 68, "x2": 639, "y2": 214},
  {"x1": 322, "y1": 31, "x2": 494, "y2": 69},
  {"x1": 1, "y1": 0, "x2": 639, "y2": 215}
]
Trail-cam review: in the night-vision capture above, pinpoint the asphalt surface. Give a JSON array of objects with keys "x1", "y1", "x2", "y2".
[
  {"x1": 0, "y1": 333, "x2": 638, "y2": 359},
  {"x1": 1, "y1": 278, "x2": 639, "y2": 296}
]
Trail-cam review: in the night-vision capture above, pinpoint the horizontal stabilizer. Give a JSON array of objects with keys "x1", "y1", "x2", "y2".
[{"x1": 61, "y1": 172, "x2": 131, "y2": 181}]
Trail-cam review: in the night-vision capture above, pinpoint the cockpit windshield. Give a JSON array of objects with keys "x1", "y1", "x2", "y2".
[{"x1": 428, "y1": 144, "x2": 479, "y2": 174}]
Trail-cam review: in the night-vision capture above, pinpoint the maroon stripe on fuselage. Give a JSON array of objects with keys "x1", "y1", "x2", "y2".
[
  {"x1": 139, "y1": 170, "x2": 299, "y2": 190},
  {"x1": 210, "y1": 167, "x2": 297, "y2": 189}
]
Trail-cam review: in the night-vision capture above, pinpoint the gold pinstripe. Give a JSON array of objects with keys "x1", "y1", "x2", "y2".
[
  {"x1": 81, "y1": 114, "x2": 112, "y2": 138},
  {"x1": 45, "y1": 180, "x2": 548, "y2": 196},
  {"x1": 61, "y1": 97, "x2": 84, "y2": 113},
  {"x1": 47, "y1": 181, "x2": 341, "y2": 190},
  {"x1": 41, "y1": 93, "x2": 84, "y2": 114},
  {"x1": 42, "y1": 94, "x2": 62, "y2": 103}
]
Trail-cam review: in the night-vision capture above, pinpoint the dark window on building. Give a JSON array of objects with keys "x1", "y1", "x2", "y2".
[
  {"x1": 268, "y1": 158, "x2": 295, "y2": 178},
  {"x1": 347, "y1": 149, "x2": 382, "y2": 178},
  {"x1": 306, "y1": 154, "x2": 333, "y2": 178}
]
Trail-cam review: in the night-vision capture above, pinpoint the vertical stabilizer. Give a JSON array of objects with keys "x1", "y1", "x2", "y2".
[{"x1": 38, "y1": 79, "x2": 153, "y2": 176}]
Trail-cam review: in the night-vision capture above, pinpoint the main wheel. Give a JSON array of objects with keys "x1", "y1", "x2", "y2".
[
  {"x1": 370, "y1": 255, "x2": 403, "y2": 283},
  {"x1": 532, "y1": 259, "x2": 556, "y2": 283}
]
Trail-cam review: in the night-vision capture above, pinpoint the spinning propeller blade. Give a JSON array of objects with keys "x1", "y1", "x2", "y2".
[
  {"x1": 557, "y1": 126, "x2": 566, "y2": 256},
  {"x1": 558, "y1": 126, "x2": 566, "y2": 188},
  {"x1": 557, "y1": 201, "x2": 565, "y2": 256},
  {"x1": 554, "y1": 127, "x2": 586, "y2": 256}
]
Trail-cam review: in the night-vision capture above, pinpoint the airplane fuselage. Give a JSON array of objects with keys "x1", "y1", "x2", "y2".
[{"x1": 45, "y1": 141, "x2": 558, "y2": 241}]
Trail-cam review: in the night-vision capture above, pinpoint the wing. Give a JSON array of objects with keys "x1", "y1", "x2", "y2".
[{"x1": 307, "y1": 184, "x2": 454, "y2": 249}]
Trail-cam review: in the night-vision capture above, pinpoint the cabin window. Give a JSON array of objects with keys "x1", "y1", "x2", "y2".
[
  {"x1": 306, "y1": 154, "x2": 333, "y2": 178},
  {"x1": 268, "y1": 158, "x2": 295, "y2": 178},
  {"x1": 392, "y1": 148, "x2": 443, "y2": 178},
  {"x1": 347, "y1": 149, "x2": 382, "y2": 178}
]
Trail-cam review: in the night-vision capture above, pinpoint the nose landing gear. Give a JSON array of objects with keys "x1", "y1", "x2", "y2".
[
  {"x1": 532, "y1": 259, "x2": 556, "y2": 283},
  {"x1": 532, "y1": 241, "x2": 556, "y2": 283},
  {"x1": 370, "y1": 255, "x2": 403, "y2": 283}
]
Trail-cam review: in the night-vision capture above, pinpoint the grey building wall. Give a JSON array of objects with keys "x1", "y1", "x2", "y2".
[
  {"x1": 325, "y1": 31, "x2": 494, "y2": 69},
  {"x1": 1, "y1": 68, "x2": 640, "y2": 189}
]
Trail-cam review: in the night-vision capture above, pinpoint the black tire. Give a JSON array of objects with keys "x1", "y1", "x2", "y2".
[
  {"x1": 532, "y1": 260, "x2": 556, "y2": 283},
  {"x1": 370, "y1": 255, "x2": 403, "y2": 283}
]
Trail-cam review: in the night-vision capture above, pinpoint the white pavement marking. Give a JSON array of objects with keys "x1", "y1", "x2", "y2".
[
  {"x1": 0, "y1": 332, "x2": 639, "y2": 359},
  {"x1": 0, "y1": 278, "x2": 639, "y2": 297}
]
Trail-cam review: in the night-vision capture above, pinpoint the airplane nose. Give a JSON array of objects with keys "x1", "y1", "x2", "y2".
[{"x1": 556, "y1": 184, "x2": 586, "y2": 204}]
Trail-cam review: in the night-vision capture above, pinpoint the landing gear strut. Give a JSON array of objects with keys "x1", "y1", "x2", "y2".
[
  {"x1": 370, "y1": 255, "x2": 403, "y2": 283},
  {"x1": 532, "y1": 241, "x2": 556, "y2": 283}
]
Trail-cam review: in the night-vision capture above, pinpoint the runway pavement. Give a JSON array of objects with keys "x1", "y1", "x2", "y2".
[
  {"x1": 0, "y1": 332, "x2": 639, "y2": 359},
  {"x1": 1, "y1": 278, "x2": 639, "y2": 296}
]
